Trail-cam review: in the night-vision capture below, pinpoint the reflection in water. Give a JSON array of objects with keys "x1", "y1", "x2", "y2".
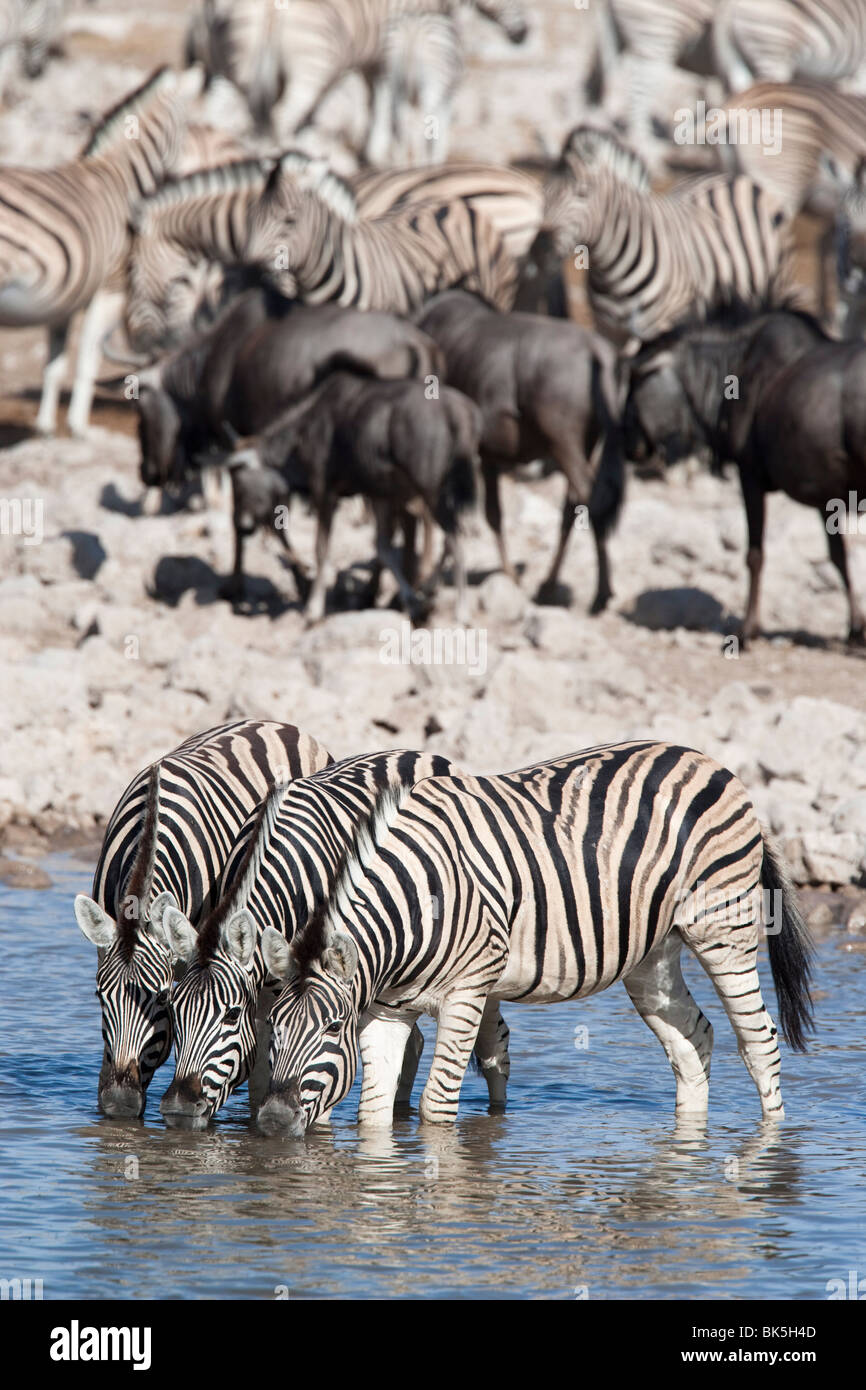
[{"x1": 1, "y1": 856, "x2": 864, "y2": 1299}]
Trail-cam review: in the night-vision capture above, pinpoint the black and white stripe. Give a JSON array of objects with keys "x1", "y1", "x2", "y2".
[
  {"x1": 261, "y1": 741, "x2": 813, "y2": 1133},
  {"x1": 188, "y1": 0, "x2": 528, "y2": 156},
  {"x1": 0, "y1": 0, "x2": 65, "y2": 95},
  {"x1": 543, "y1": 127, "x2": 796, "y2": 345},
  {"x1": 713, "y1": 0, "x2": 866, "y2": 93},
  {"x1": 73, "y1": 720, "x2": 332, "y2": 1118},
  {"x1": 0, "y1": 67, "x2": 190, "y2": 434},
  {"x1": 156, "y1": 750, "x2": 510, "y2": 1128},
  {"x1": 247, "y1": 151, "x2": 519, "y2": 313}
]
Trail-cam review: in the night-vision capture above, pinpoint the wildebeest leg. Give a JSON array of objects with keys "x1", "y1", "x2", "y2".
[
  {"x1": 740, "y1": 474, "x2": 765, "y2": 647},
  {"x1": 372, "y1": 499, "x2": 425, "y2": 618},
  {"x1": 401, "y1": 509, "x2": 419, "y2": 587},
  {"x1": 482, "y1": 457, "x2": 517, "y2": 582},
  {"x1": 826, "y1": 529, "x2": 866, "y2": 645},
  {"x1": 275, "y1": 524, "x2": 311, "y2": 605},
  {"x1": 305, "y1": 499, "x2": 336, "y2": 625}
]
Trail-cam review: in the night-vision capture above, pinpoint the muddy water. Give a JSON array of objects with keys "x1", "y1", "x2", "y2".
[{"x1": 1, "y1": 853, "x2": 864, "y2": 1300}]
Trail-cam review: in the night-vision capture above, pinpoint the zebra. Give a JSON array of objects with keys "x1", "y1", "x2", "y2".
[
  {"x1": 369, "y1": 10, "x2": 465, "y2": 167},
  {"x1": 246, "y1": 151, "x2": 519, "y2": 314},
  {"x1": 713, "y1": 0, "x2": 866, "y2": 94},
  {"x1": 258, "y1": 740, "x2": 814, "y2": 1136},
  {"x1": 542, "y1": 126, "x2": 797, "y2": 347},
  {"x1": 834, "y1": 157, "x2": 866, "y2": 335},
  {"x1": 0, "y1": 66, "x2": 193, "y2": 436},
  {"x1": 0, "y1": 0, "x2": 65, "y2": 100},
  {"x1": 187, "y1": 0, "x2": 528, "y2": 160},
  {"x1": 124, "y1": 155, "x2": 543, "y2": 354},
  {"x1": 72, "y1": 720, "x2": 332, "y2": 1119},
  {"x1": 151, "y1": 751, "x2": 511, "y2": 1130}
]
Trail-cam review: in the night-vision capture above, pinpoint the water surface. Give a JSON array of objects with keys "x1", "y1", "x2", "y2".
[{"x1": 1, "y1": 854, "x2": 864, "y2": 1300}]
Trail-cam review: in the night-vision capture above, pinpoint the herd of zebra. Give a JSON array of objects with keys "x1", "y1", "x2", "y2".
[
  {"x1": 74, "y1": 717, "x2": 813, "y2": 1134},
  {"x1": 3, "y1": 2, "x2": 866, "y2": 639}
]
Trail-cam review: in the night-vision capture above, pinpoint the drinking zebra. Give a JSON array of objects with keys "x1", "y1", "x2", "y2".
[
  {"x1": 713, "y1": 0, "x2": 866, "y2": 93},
  {"x1": 152, "y1": 751, "x2": 511, "y2": 1129},
  {"x1": 124, "y1": 154, "x2": 543, "y2": 353},
  {"x1": 0, "y1": 67, "x2": 193, "y2": 436},
  {"x1": 246, "y1": 152, "x2": 518, "y2": 313},
  {"x1": 258, "y1": 741, "x2": 813, "y2": 1135},
  {"x1": 543, "y1": 127, "x2": 797, "y2": 347},
  {"x1": 73, "y1": 720, "x2": 332, "y2": 1118},
  {"x1": 187, "y1": 0, "x2": 527, "y2": 160}
]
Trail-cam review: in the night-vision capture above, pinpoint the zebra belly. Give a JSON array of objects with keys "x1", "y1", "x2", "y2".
[{"x1": 0, "y1": 280, "x2": 78, "y2": 326}]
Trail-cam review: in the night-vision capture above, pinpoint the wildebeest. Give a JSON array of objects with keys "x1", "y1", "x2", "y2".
[
  {"x1": 415, "y1": 290, "x2": 624, "y2": 612},
  {"x1": 129, "y1": 287, "x2": 443, "y2": 494},
  {"x1": 227, "y1": 371, "x2": 482, "y2": 623},
  {"x1": 624, "y1": 306, "x2": 866, "y2": 646}
]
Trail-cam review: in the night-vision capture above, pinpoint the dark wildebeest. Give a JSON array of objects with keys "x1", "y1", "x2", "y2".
[
  {"x1": 227, "y1": 371, "x2": 482, "y2": 623},
  {"x1": 415, "y1": 290, "x2": 624, "y2": 612},
  {"x1": 624, "y1": 306, "x2": 866, "y2": 646},
  {"x1": 130, "y1": 287, "x2": 443, "y2": 494}
]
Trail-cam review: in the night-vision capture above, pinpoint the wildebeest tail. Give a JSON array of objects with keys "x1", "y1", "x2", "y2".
[
  {"x1": 762, "y1": 835, "x2": 814, "y2": 1052},
  {"x1": 588, "y1": 352, "x2": 625, "y2": 540},
  {"x1": 435, "y1": 455, "x2": 476, "y2": 533}
]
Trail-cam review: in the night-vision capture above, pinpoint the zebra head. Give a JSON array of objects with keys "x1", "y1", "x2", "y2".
[
  {"x1": 257, "y1": 924, "x2": 360, "y2": 1138},
  {"x1": 473, "y1": 0, "x2": 529, "y2": 45},
  {"x1": 158, "y1": 906, "x2": 259, "y2": 1129},
  {"x1": 74, "y1": 890, "x2": 178, "y2": 1118}
]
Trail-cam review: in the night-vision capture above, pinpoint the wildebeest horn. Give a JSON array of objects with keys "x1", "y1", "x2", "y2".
[{"x1": 222, "y1": 421, "x2": 241, "y2": 446}]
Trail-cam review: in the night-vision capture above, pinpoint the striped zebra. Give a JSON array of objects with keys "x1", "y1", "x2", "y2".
[
  {"x1": 72, "y1": 720, "x2": 332, "y2": 1119},
  {"x1": 543, "y1": 127, "x2": 797, "y2": 346},
  {"x1": 151, "y1": 750, "x2": 510, "y2": 1129},
  {"x1": 125, "y1": 154, "x2": 541, "y2": 351},
  {"x1": 834, "y1": 159, "x2": 866, "y2": 335},
  {"x1": 258, "y1": 741, "x2": 814, "y2": 1135},
  {"x1": 188, "y1": 0, "x2": 527, "y2": 159},
  {"x1": 0, "y1": 0, "x2": 65, "y2": 98},
  {"x1": 0, "y1": 67, "x2": 192, "y2": 435},
  {"x1": 713, "y1": 0, "x2": 866, "y2": 94},
  {"x1": 370, "y1": 10, "x2": 464, "y2": 166},
  {"x1": 715, "y1": 82, "x2": 866, "y2": 217},
  {"x1": 246, "y1": 151, "x2": 518, "y2": 313}
]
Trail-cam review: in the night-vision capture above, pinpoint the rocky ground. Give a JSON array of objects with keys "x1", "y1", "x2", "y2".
[{"x1": 0, "y1": 2, "x2": 864, "y2": 936}]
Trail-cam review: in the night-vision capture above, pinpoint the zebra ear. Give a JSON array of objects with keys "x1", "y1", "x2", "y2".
[
  {"x1": 74, "y1": 895, "x2": 117, "y2": 949},
  {"x1": 223, "y1": 910, "x2": 257, "y2": 970},
  {"x1": 162, "y1": 907, "x2": 199, "y2": 963},
  {"x1": 323, "y1": 933, "x2": 359, "y2": 983},
  {"x1": 147, "y1": 890, "x2": 179, "y2": 945},
  {"x1": 262, "y1": 926, "x2": 294, "y2": 983}
]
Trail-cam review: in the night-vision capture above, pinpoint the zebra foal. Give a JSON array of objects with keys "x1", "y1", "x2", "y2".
[
  {"x1": 259, "y1": 741, "x2": 813, "y2": 1135},
  {"x1": 73, "y1": 720, "x2": 332, "y2": 1118}
]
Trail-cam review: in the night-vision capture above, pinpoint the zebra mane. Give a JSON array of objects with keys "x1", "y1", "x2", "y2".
[
  {"x1": 195, "y1": 781, "x2": 289, "y2": 964},
  {"x1": 83, "y1": 66, "x2": 175, "y2": 159},
  {"x1": 271, "y1": 151, "x2": 359, "y2": 225},
  {"x1": 119, "y1": 764, "x2": 161, "y2": 961},
  {"x1": 561, "y1": 124, "x2": 650, "y2": 191},
  {"x1": 130, "y1": 157, "x2": 271, "y2": 231},
  {"x1": 290, "y1": 783, "x2": 412, "y2": 978}
]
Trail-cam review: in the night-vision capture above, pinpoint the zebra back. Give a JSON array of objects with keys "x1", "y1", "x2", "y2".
[{"x1": 92, "y1": 720, "x2": 333, "y2": 942}]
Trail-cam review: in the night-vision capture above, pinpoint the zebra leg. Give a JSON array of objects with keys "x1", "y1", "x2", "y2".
[
  {"x1": 682, "y1": 918, "x2": 785, "y2": 1121},
  {"x1": 473, "y1": 998, "x2": 510, "y2": 1109},
  {"x1": 419, "y1": 991, "x2": 487, "y2": 1124},
  {"x1": 364, "y1": 71, "x2": 397, "y2": 167},
  {"x1": 395, "y1": 1022, "x2": 425, "y2": 1111},
  {"x1": 35, "y1": 321, "x2": 70, "y2": 436},
  {"x1": 68, "y1": 289, "x2": 124, "y2": 436},
  {"x1": 622, "y1": 932, "x2": 714, "y2": 1116},
  {"x1": 357, "y1": 1008, "x2": 421, "y2": 1127}
]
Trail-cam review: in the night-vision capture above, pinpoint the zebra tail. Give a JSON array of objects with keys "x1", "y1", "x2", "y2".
[
  {"x1": 587, "y1": 354, "x2": 625, "y2": 541},
  {"x1": 762, "y1": 836, "x2": 815, "y2": 1052}
]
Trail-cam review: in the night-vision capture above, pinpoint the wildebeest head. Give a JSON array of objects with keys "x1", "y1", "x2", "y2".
[{"x1": 623, "y1": 346, "x2": 703, "y2": 466}]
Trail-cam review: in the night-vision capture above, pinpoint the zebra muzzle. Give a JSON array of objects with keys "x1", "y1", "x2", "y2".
[
  {"x1": 256, "y1": 1079, "x2": 306, "y2": 1138},
  {"x1": 160, "y1": 1075, "x2": 211, "y2": 1129}
]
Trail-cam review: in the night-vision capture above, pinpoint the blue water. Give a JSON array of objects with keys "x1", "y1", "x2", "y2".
[{"x1": 1, "y1": 853, "x2": 864, "y2": 1300}]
